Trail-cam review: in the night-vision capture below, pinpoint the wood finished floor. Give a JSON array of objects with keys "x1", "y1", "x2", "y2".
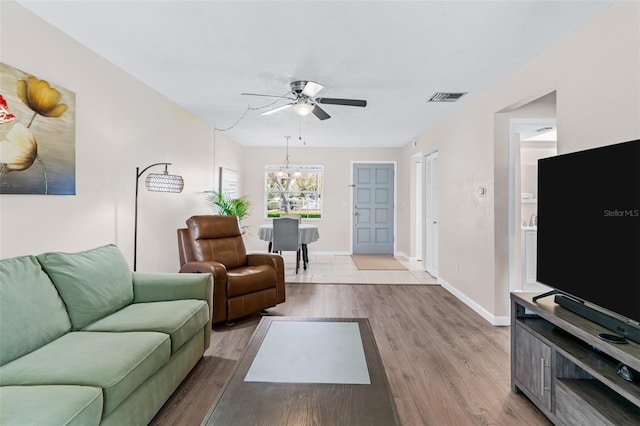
[{"x1": 151, "y1": 284, "x2": 551, "y2": 426}]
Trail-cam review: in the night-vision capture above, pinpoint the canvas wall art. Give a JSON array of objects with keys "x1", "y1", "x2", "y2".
[
  {"x1": 220, "y1": 167, "x2": 238, "y2": 198},
  {"x1": 0, "y1": 62, "x2": 76, "y2": 194}
]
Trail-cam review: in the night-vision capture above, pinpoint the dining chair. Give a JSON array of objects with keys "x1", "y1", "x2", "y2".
[
  {"x1": 272, "y1": 217, "x2": 301, "y2": 274},
  {"x1": 280, "y1": 214, "x2": 301, "y2": 221}
]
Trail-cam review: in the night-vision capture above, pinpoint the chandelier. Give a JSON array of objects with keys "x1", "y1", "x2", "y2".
[{"x1": 276, "y1": 136, "x2": 302, "y2": 179}]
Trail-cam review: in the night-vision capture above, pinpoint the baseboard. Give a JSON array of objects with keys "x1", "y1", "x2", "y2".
[
  {"x1": 313, "y1": 251, "x2": 352, "y2": 256},
  {"x1": 247, "y1": 250, "x2": 350, "y2": 255},
  {"x1": 393, "y1": 252, "x2": 422, "y2": 262},
  {"x1": 438, "y1": 277, "x2": 510, "y2": 326}
]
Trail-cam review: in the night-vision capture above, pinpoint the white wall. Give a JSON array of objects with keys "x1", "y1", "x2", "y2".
[
  {"x1": 241, "y1": 146, "x2": 401, "y2": 254},
  {"x1": 212, "y1": 129, "x2": 245, "y2": 194},
  {"x1": 400, "y1": 1, "x2": 640, "y2": 323},
  {"x1": 0, "y1": 2, "x2": 222, "y2": 272},
  {"x1": 3, "y1": 2, "x2": 638, "y2": 324}
]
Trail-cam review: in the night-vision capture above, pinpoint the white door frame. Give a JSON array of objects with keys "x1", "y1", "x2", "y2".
[
  {"x1": 415, "y1": 158, "x2": 423, "y2": 261},
  {"x1": 508, "y1": 118, "x2": 556, "y2": 293},
  {"x1": 349, "y1": 161, "x2": 397, "y2": 255}
]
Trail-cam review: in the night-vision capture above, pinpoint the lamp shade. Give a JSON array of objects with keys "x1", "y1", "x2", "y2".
[
  {"x1": 293, "y1": 103, "x2": 314, "y2": 116},
  {"x1": 145, "y1": 172, "x2": 184, "y2": 193}
]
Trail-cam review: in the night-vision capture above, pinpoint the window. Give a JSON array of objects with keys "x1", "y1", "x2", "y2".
[{"x1": 265, "y1": 165, "x2": 323, "y2": 219}]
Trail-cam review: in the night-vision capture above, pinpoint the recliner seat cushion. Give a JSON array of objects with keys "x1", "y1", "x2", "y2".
[
  {"x1": 0, "y1": 385, "x2": 103, "y2": 426},
  {"x1": 227, "y1": 265, "x2": 277, "y2": 297},
  {"x1": 0, "y1": 255, "x2": 72, "y2": 365},
  {"x1": 37, "y1": 244, "x2": 134, "y2": 330},
  {"x1": 83, "y1": 300, "x2": 209, "y2": 353},
  {"x1": 0, "y1": 331, "x2": 170, "y2": 416}
]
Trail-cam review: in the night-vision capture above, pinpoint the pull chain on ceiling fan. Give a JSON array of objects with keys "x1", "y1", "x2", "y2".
[{"x1": 241, "y1": 80, "x2": 367, "y2": 121}]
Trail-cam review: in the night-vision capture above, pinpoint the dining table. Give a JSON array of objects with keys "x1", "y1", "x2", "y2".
[{"x1": 258, "y1": 223, "x2": 320, "y2": 270}]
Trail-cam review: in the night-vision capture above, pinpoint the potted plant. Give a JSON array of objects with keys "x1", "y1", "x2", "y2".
[{"x1": 206, "y1": 191, "x2": 252, "y2": 233}]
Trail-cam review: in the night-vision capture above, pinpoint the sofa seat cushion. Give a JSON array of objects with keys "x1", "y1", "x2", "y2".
[
  {"x1": 37, "y1": 244, "x2": 134, "y2": 330},
  {"x1": 0, "y1": 331, "x2": 170, "y2": 416},
  {"x1": 0, "y1": 385, "x2": 102, "y2": 426},
  {"x1": 227, "y1": 265, "x2": 277, "y2": 297},
  {"x1": 83, "y1": 300, "x2": 209, "y2": 353}
]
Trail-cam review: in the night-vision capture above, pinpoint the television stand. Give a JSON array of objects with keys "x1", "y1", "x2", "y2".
[
  {"x1": 511, "y1": 292, "x2": 640, "y2": 425},
  {"x1": 553, "y1": 295, "x2": 640, "y2": 345}
]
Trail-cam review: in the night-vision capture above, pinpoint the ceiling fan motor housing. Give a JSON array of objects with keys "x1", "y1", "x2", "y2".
[{"x1": 291, "y1": 80, "x2": 309, "y2": 95}]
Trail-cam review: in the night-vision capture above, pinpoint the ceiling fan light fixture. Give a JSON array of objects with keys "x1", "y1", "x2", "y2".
[{"x1": 293, "y1": 103, "x2": 314, "y2": 116}]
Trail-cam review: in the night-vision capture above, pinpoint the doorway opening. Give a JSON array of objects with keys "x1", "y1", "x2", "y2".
[{"x1": 509, "y1": 119, "x2": 557, "y2": 293}]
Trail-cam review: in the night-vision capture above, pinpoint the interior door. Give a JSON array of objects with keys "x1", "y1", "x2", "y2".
[
  {"x1": 352, "y1": 163, "x2": 394, "y2": 254},
  {"x1": 425, "y1": 151, "x2": 439, "y2": 276}
]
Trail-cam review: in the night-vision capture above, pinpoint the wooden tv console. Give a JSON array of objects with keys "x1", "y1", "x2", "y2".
[{"x1": 511, "y1": 292, "x2": 640, "y2": 425}]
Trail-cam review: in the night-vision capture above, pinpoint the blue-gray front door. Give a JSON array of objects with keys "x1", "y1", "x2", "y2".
[{"x1": 352, "y1": 163, "x2": 394, "y2": 254}]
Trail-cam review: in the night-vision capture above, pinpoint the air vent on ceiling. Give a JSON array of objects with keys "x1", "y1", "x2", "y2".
[{"x1": 427, "y1": 92, "x2": 467, "y2": 103}]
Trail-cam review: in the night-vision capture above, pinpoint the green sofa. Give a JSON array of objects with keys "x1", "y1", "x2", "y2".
[{"x1": 0, "y1": 244, "x2": 213, "y2": 426}]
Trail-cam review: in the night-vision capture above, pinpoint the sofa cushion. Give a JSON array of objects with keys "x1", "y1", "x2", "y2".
[
  {"x1": 0, "y1": 255, "x2": 71, "y2": 366},
  {"x1": 37, "y1": 244, "x2": 133, "y2": 330},
  {"x1": 0, "y1": 385, "x2": 102, "y2": 426},
  {"x1": 83, "y1": 300, "x2": 209, "y2": 353},
  {"x1": 0, "y1": 331, "x2": 170, "y2": 416}
]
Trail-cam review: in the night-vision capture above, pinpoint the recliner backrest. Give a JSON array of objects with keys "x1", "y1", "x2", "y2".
[
  {"x1": 186, "y1": 215, "x2": 247, "y2": 269},
  {"x1": 177, "y1": 228, "x2": 194, "y2": 267}
]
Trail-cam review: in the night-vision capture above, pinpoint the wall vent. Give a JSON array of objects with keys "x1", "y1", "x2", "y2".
[{"x1": 427, "y1": 92, "x2": 467, "y2": 102}]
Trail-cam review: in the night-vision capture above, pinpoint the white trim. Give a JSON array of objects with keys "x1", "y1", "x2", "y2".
[
  {"x1": 247, "y1": 249, "x2": 353, "y2": 256},
  {"x1": 394, "y1": 251, "x2": 410, "y2": 261},
  {"x1": 439, "y1": 277, "x2": 511, "y2": 326},
  {"x1": 508, "y1": 118, "x2": 556, "y2": 295},
  {"x1": 312, "y1": 250, "x2": 352, "y2": 256}
]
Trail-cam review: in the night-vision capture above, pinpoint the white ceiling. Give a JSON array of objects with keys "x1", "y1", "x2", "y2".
[{"x1": 17, "y1": 1, "x2": 613, "y2": 148}]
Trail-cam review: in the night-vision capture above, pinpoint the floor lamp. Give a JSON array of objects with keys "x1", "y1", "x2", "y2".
[{"x1": 134, "y1": 162, "x2": 184, "y2": 271}]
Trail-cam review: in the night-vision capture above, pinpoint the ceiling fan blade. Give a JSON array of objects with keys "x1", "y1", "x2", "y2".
[
  {"x1": 312, "y1": 105, "x2": 331, "y2": 120},
  {"x1": 301, "y1": 81, "x2": 323, "y2": 97},
  {"x1": 261, "y1": 104, "x2": 293, "y2": 116},
  {"x1": 242, "y1": 93, "x2": 293, "y2": 100},
  {"x1": 316, "y1": 97, "x2": 367, "y2": 107}
]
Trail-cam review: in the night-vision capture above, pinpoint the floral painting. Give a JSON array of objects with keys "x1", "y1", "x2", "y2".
[{"x1": 0, "y1": 62, "x2": 76, "y2": 194}]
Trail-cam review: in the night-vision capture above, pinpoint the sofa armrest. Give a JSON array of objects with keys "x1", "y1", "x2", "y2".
[
  {"x1": 133, "y1": 272, "x2": 213, "y2": 347},
  {"x1": 248, "y1": 254, "x2": 286, "y2": 304},
  {"x1": 133, "y1": 272, "x2": 212, "y2": 304}
]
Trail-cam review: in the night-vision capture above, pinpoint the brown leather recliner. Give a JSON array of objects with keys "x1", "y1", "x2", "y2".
[{"x1": 178, "y1": 215, "x2": 285, "y2": 324}]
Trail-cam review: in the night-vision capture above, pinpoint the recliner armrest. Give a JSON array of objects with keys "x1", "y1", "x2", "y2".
[
  {"x1": 247, "y1": 254, "x2": 286, "y2": 303},
  {"x1": 247, "y1": 253, "x2": 283, "y2": 268},
  {"x1": 179, "y1": 260, "x2": 229, "y2": 324},
  {"x1": 179, "y1": 260, "x2": 227, "y2": 281}
]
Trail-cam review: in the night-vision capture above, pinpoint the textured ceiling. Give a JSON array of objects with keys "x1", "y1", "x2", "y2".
[{"x1": 18, "y1": 1, "x2": 613, "y2": 148}]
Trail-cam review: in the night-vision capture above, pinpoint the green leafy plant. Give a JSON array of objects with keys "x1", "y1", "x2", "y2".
[{"x1": 206, "y1": 191, "x2": 252, "y2": 221}]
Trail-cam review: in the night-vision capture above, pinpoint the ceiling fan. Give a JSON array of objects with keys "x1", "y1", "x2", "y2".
[{"x1": 241, "y1": 80, "x2": 367, "y2": 120}]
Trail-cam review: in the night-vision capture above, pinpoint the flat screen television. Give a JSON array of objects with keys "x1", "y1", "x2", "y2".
[{"x1": 536, "y1": 138, "x2": 640, "y2": 341}]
